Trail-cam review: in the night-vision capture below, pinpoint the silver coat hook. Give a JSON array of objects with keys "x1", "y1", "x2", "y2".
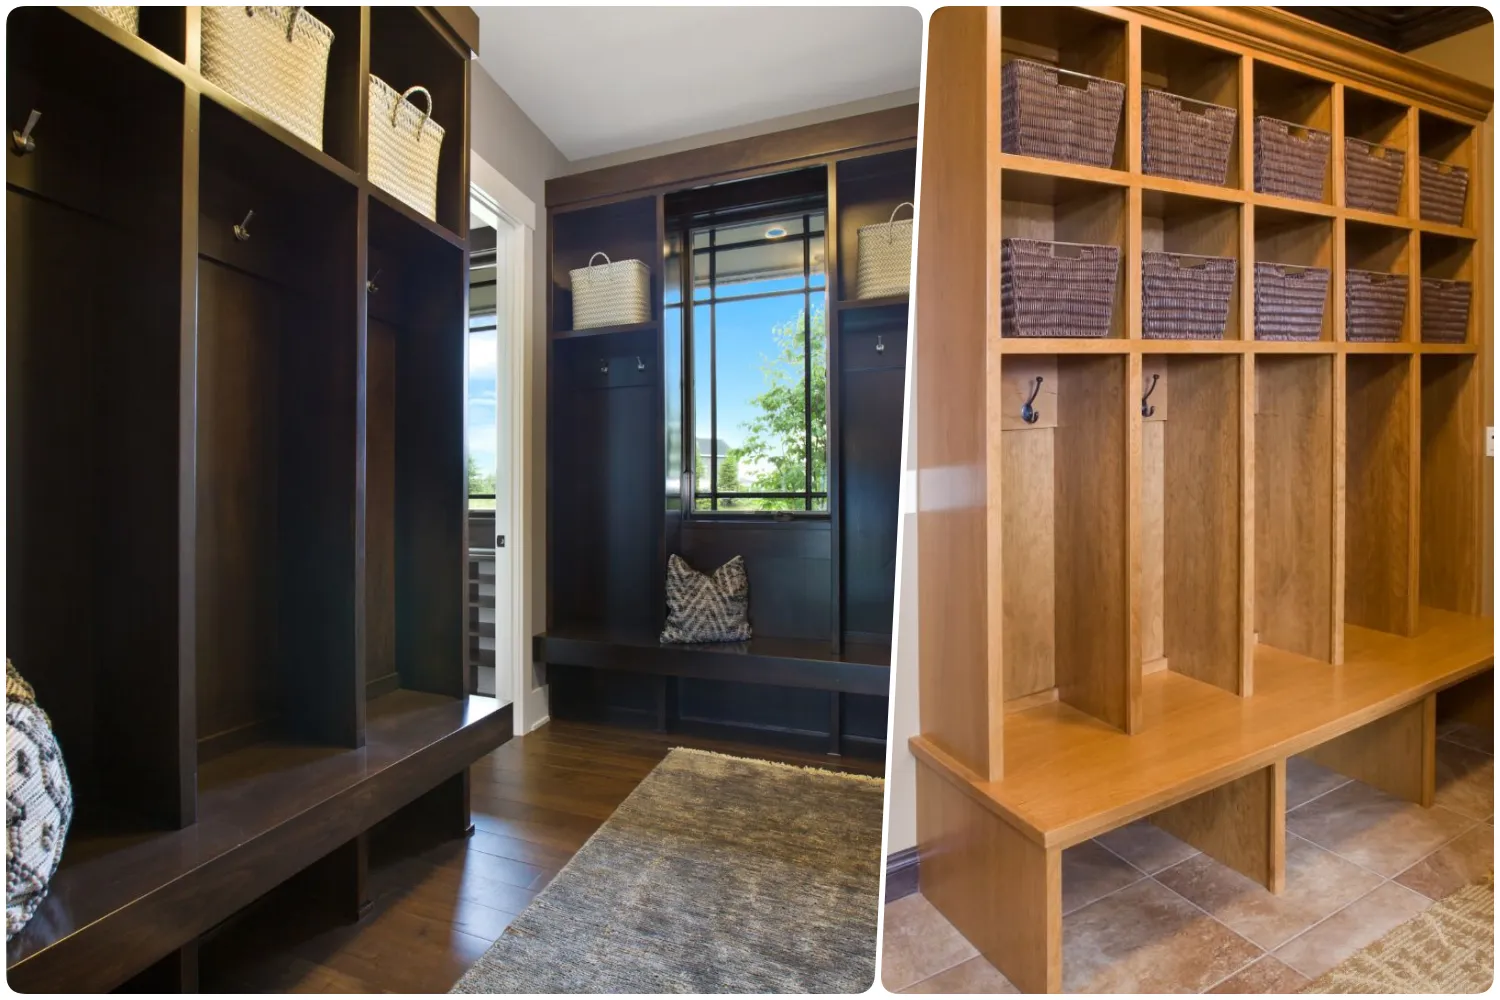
[
  {"x1": 233, "y1": 210, "x2": 254, "y2": 242},
  {"x1": 599, "y1": 358, "x2": 609, "y2": 374},
  {"x1": 367, "y1": 268, "x2": 382, "y2": 293},
  {"x1": 11, "y1": 110, "x2": 40, "y2": 155},
  {"x1": 1021, "y1": 376, "x2": 1043, "y2": 425},
  {"x1": 876, "y1": 335, "x2": 886, "y2": 355},
  {"x1": 636, "y1": 356, "x2": 646, "y2": 372},
  {"x1": 1142, "y1": 373, "x2": 1159, "y2": 418}
]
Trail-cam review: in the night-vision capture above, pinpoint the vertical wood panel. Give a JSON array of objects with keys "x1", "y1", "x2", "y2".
[
  {"x1": 1151, "y1": 761, "x2": 1285, "y2": 893},
  {"x1": 1345, "y1": 355, "x2": 1416, "y2": 636},
  {"x1": 1306, "y1": 695, "x2": 1435, "y2": 807}
]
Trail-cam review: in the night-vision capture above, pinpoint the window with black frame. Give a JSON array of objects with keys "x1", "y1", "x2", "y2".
[{"x1": 666, "y1": 208, "x2": 829, "y2": 514}]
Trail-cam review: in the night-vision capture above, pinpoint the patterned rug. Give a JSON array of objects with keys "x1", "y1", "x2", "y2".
[
  {"x1": 451, "y1": 748, "x2": 884, "y2": 994},
  {"x1": 1302, "y1": 875, "x2": 1494, "y2": 993}
]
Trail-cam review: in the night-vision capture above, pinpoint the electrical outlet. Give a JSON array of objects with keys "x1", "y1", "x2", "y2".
[{"x1": 1488, "y1": 427, "x2": 1495, "y2": 458}]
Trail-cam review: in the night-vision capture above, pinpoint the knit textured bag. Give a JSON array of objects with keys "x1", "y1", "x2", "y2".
[
  {"x1": 661, "y1": 555, "x2": 752, "y2": 644},
  {"x1": 6, "y1": 661, "x2": 73, "y2": 941},
  {"x1": 201, "y1": 7, "x2": 335, "y2": 151},
  {"x1": 855, "y1": 202, "x2": 914, "y2": 299},
  {"x1": 569, "y1": 253, "x2": 652, "y2": 330},
  {"x1": 368, "y1": 75, "x2": 446, "y2": 222},
  {"x1": 89, "y1": 6, "x2": 139, "y2": 34}
]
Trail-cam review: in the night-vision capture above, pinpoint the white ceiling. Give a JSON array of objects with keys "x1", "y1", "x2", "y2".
[{"x1": 476, "y1": 7, "x2": 923, "y2": 162}]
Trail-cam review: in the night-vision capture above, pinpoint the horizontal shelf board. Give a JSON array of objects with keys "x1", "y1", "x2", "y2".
[
  {"x1": 551, "y1": 320, "x2": 660, "y2": 340},
  {"x1": 1342, "y1": 205, "x2": 1415, "y2": 229},
  {"x1": 998, "y1": 152, "x2": 1130, "y2": 189},
  {"x1": 836, "y1": 295, "x2": 910, "y2": 312},
  {"x1": 998, "y1": 338, "x2": 1132, "y2": 354},
  {"x1": 6, "y1": 692, "x2": 511, "y2": 992},
  {"x1": 1137, "y1": 172, "x2": 1249, "y2": 205},
  {"x1": 1417, "y1": 219, "x2": 1478, "y2": 239},
  {"x1": 1138, "y1": 339, "x2": 1246, "y2": 354},
  {"x1": 198, "y1": 79, "x2": 361, "y2": 189},
  {"x1": 65, "y1": 5, "x2": 186, "y2": 81},
  {"x1": 913, "y1": 607, "x2": 1491, "y2": 850},
  {"x1": 1420, "y1": 341, "x2": 1480, "y2": 354},
  {"x1": 368, "y1": 185, "x2": 465, "y2": 250},
  {"x1": 1343, "y1": 340, "x2": 1419, "y2": 354},
  {"x1": 1250, "y1": 191, "x2": 1339, "y2": 218}
]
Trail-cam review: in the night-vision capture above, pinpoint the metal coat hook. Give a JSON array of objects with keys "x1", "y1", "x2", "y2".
[
  {"x1": 233, "y1": 210, "x2": 255, "y2": 242},
  {"x1": 1141, "y1": 373, "x2": 1160, "y2": 418},
  {"x1": 599, "y1": 358, "x2": 609, "y2": 374},
  {"x1": 11, "y1": 110, "x2": 40, "y2": 155},
  {"x1": 1021, "y1": 376, "x2": 1043, "y2": 425},
  {"x1": 636, "y1": 356, "x2": 646, "y2": 372},
  {"x1": 876, "y1": 335, "x2": 886, "y2": 355},
  {"x1": 367, "y1": 269, "x2": 382, "y2": 293}
]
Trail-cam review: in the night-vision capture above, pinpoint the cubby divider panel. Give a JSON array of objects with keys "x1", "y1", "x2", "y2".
[
  {"x1": 368, "y1": 198, "x2": 469, "y2": 701},
  {"x1": 1254, "y1": 355, "x2": 1335, "y2": 661},
  {"x1": 7, "y1": 7, "x2": 192, "y2": 829},
  {"x1": 1419, "y1": 356, "x2": 1484, "y2": 616},
  {"x1": 1000, "y1": 355, "x2": 1130, "y2": 730},
  {"x1": 552, "y1": 197, "x2": 661, "y2": 332},
  {"x1": 1142, "y1": 355, "x2": 1244, "y2": 693},
  {"x1": 197, "y1": 102, "x2": 361, "y2": 762},
  {"x1": 1345, "y1": 355, "x2": 1416, "y2": 636}
]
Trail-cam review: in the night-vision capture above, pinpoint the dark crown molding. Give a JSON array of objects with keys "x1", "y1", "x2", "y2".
[{"x1": 1283, "y1": 7, "x2": 1493, "y2": 52}]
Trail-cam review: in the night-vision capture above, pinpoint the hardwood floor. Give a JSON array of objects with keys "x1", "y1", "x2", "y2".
[{"x1": 198, "y1": 720, "x2": 884, "y2": 993}]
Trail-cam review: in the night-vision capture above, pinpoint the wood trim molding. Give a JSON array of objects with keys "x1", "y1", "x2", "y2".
[
  {"x1": 1286, "y1": 8, "x2": 1494, "y2": 54},
  {"x1": 1137, "y1": 6, "x2": 1494, "y2": 120},
  {"x1": 429, "y1": 6, "x2": 478, "y2": 54},
  {"x1": 545, "y1": 105, "x2": 919, "y2": 209},
  {"x1": 886, "y1": 847, "x2": 921, "y2": 902}
]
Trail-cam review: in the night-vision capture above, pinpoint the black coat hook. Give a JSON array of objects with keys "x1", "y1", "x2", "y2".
[
  {"x1": 1021, "y1": 376, "x2": 1043, "y2": 425},
  {"x1": 233, "y1": 210, "x2": 254, "y2": 242},
  {"x1": 11, "y1": 109, "x2": 40, "y2": 155},
  {"x1": 1142, "y1": 373, "x2": 1160, "y2": 418}
]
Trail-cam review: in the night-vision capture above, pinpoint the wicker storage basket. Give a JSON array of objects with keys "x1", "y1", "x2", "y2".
[
  {"x1": 1141, "y1": 89, "x2": 1237, "y2": 186},
  {"x1": 1000, "y1": 238, "x2": 1120, "y2": 338},
  {"x1": 368, "y1": 76, "x2": 445, "y2": 221},
  {"x1": 1419, "y1": 157, "x2": 1469, "y2": 225},
  {"x1": 89, "y1": 6, "x2": 139, "y2": 34},
  {"x1": 1254, "y1": 262, "x2": 1329, "y2": 341},
  {"x1": 201, "y1": 7, "x2": 334, "y2": 151},
  {"x1": 570, "y1": 253, "x2": 651, "y2": 330},
  {"x1": 1142, "y1": 252, "x2": 1237, "y2": 340},
  {"x1": 1345, "y1": 269, "x2": 1408, "y2": 342},
  {"x1": 1253, "y1": 116, "x2": 1331, "y2": 202},
  {"x1": 1344, "y1": 138, "x2": 1405, "y2": 215},
  {"x1": 1420, "y1": 278, "x2": 1471, "y2": 344},
  {"x1": 854, "y1": 202, "x2": 914, "y2": 299},
  {"x1": 1001, "y1": 59, "x2": 1124, "y2": 168}
]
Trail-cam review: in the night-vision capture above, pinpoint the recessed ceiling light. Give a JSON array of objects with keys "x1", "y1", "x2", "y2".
[{"x1": 765, "y1": 226, "x2": 788, "y2": 239}]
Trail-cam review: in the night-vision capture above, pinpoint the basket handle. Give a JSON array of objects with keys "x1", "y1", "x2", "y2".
[
  {"x1": 1172, "y1": 94, "x2": 1215, "y2": 117},
  {"x1": 1435, "y1": 161, "x2": 1455, "y2": 175},
  {"x1": 588, "y1": 252, "x2": 612, "y2": 269},
  {"x1": 244, "y1": 6, "x2": 304, "y2": 43},
  {"x1": 1173, "y1": 255, "x2": 1210, "y2": 269},
  {"x1": 393, "y1": 85, "x2": 435, "y2": 140},
  {"x1": 883, "y1": 202, "x2": 915, "y2": 242}
]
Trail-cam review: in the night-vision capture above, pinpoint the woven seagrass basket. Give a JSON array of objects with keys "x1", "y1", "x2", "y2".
[
  {"x1": 570, "y1": 253, "x2": 651, "y2": 331},
  {"x1": 89, "y1": 6, "x2": 139, "y2": 34},
  {"x1": 1254, "y1": 262, "x2": 1329, "y2": 341},
  {"x1": 1141, "y1": 89, "x2": 1236, "y2": 186},
  {"x1": 854, "y1": 202, "x2": 914, "y2": 299},
  {"x1": 1142, "y1": 252, "x2": 1237, "y2": 340},
  {"x1": 1345, "y1": 269, "x2": 1408, "y2": 343},
  {"x1": 1344, "y1": 138, "x2": 1405, "y2": 215},
  {"x1": 1254, "y1": 116, "x2": 1331, "y2": 202},
  {"x1": 1419, "y1": 157, "x2": 1469, "y2": 225},
  {"x1": 368, "y1": 76, "x2": 446, "y2": 222},
  {"x1": 1420, "y1": 278, "x2": 1471, "y2": 344},
  {"x1": 201, "y1": 7, "x2": 334, "y2": 151},
  {"x1": 1000, "y1": 238, "x2": 1119, "y2": 339},
  {"x1": 1001, "y1": 59, "x2": 1124, "y2": 168}
]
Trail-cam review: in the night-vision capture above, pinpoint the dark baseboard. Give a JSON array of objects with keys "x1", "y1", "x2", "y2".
[{"x1": 886, "y1": 846, "x2": 920, "y2": 903}]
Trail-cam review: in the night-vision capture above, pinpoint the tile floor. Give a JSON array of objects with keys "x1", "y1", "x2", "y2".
[{"x1": 883, "y1": 722, "x2": 1495, "y2": 993}]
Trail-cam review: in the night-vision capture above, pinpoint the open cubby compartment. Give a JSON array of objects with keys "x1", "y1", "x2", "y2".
[
  {"x1": 1344, "y1": 355, "x2": 1418, "y2": 637},
  {"x1": 370, "y1": 6, "x2": 468, "y2": 235},
  {"x1": 552, "y1": 195, "x2": 661, "y2": 333},
  {"x1": 1419, "y1": 233, "x2": 1477, "y2": 344},
  {"x1": 1344, "y1": 88, "x2": 1412, "y2": 213},
  {"x1": 1140, "y1": 355, "x2": 1245, "y2": 694},
  {"x1": 75, "y1": 4, "x2": 188, "y2": 62},
  {"x1": 1141, "y1": 27, "x2": 1243, "y2": 187},
  {"x1": 7, "y1": 9, "x2": 192, "y2": 832},
  {"x1": 1418, "y1": 111, "x2": 1477, "y2": 228},
  {"x1": 195, "y1": 100, "x2": 361, "y2": 766},
  {"x1": 1001, "y1": 172, "x2": 1128, "y2": 338},
  {"x1": 366, "y1": 198, "x2": 469, "y2": 703},
  {"x1": 300, "y1": 7, "x2": 366, "y2": 173},
  {"x1": 1253, "y1": 355, "x2": 1336, "y2": 662},
  {"x1": 1000, "y1": 6, "x2": 1129, "y2": 170},
  {"x1": 838, "y1": 304, "x2": 908, "y2": 642},
  {"x1": 1142, "y1": 190, "x2": 1244, "y2": 339},
  {"x1": 835, "y1": 147, "x2": 918, "y2": 303},
  {"x1": 998, "y1": 355, "x2": 1130, "y2": 729},
  {"x1": 1346, "y1": 220, "x2": 1414, "y2": 341},
  {"x1": 548, "y1": 327, "x2": 664, "y2": 633},
  {"x1": 1253, "y1": 60, "x2": 1334, "y2": 203},
  {"x1": 1254, "y1": 206, "x2": 1334, "y2": 340},
  {"x1": 1419, "y1": 355, "x2": 1485, "y2": 616}
]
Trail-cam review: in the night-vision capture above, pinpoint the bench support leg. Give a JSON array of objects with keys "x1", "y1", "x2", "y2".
[
  {"x1": 916, "y1": 756, "x2": 1062, "y2": 993},
  {"x1": 441, "y1": 768, "x2": 476, "y2": 838},
  {"x1": 1305, "y1": 695, "x2": 1436, "y2": 807},
  {"x1": 1151, "y1": 760, "x2": 1286, "y2": 892},
  {"x1": 118, "y1": 940, "x2": 199, "y2": 993},
  {"x1": 828, "y1": 692, "x2": 843, "y2": 756}
]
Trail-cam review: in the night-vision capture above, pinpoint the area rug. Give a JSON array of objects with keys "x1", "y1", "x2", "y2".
[
  {"x1": 451, "y1": 748, "x2": 884, "y2": 993},
  {"x1": 1301, "y1": 875, "x2": 1494, "y2": 993}
]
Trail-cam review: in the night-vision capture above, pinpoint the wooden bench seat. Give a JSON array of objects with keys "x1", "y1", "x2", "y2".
[{"x1": 5, "y1": 691, "x2": 513, "y2": 993}]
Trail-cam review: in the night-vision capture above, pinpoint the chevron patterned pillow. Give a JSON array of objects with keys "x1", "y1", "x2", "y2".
[
  {"x1": 660, "y1": 554, "x2": 753, "y2": 644},
  {"x1": 6, "y1": 660, "x2": 73, "y2": 940}
]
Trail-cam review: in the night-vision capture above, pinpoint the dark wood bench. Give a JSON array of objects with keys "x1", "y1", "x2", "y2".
[
  {"x1": 5, "y1": 692, "x2": 513, "y2": 993},
  {"x1": 537, "y1": 628, "x2": 891, "y2": 754}
]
